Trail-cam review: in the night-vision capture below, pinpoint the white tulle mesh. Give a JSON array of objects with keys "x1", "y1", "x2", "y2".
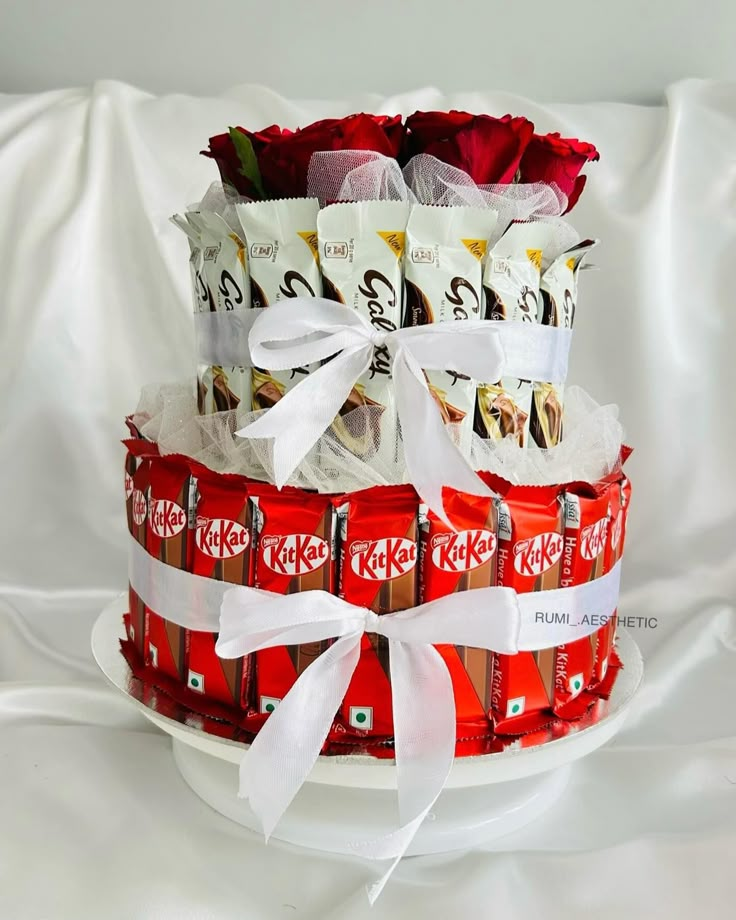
[
  {"x1": 132, "y1": 383, "x2": 624, "y2": 491},
  {"x1": 190, "y1": 182, "x2": 250, "y2": 229},
  {"x1": 402, "y1": 154, "x2": 567, "y2": 242},
  {"x1": 304, "y1": 152, "x2": 568, "y2": 241},
  {"x1": 536, "y1": 216, "x2": 584, "y2": 267},
  {"x1": 307, "y1": 151, "x2": 412, "y2": 205}
]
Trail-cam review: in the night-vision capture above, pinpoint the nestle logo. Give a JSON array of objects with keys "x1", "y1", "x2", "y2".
[
  {"x1": 513, "y1": 532, "x2": 563, "y2": 577},
  {"x1": 349, "y1": 537, "x2": 416, "y2": 581},
  {"x1": 196, "y1": 517, "x2": 250, "y2": 560}
]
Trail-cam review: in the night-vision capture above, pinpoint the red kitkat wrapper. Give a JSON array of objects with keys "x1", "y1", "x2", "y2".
[
  {"x1": 335, "y1": 485, "x2": 418, "y2": 738},
  {"x1": 419, "y1": 488, "x2": 498, "y2": 727},
  {"x1": 188, "y1": 469, "x2": 254, "y2": 708},
  {"x1": 553, "y1": 483, "x2": 612, "y2": 718},
  {"x1": 144, "y1": 456, "x2": 196, "y2": 682},
  {"x1": 123, "y1": 438, "x2": 158, "y2": 657},
  {"x1": 251, "y1": 485, "x2": 336, "y2": 722},
  {"x1": 593, "y1": 475, "x2": 632, "y2": 687},
  {"x1": 491, "y1": 484, "x2": 564, "y2": 734}
]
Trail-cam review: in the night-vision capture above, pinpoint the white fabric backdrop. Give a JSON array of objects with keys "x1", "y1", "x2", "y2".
[{"x1": 1, "y1": 78, "x2": 735, "y2": 918}]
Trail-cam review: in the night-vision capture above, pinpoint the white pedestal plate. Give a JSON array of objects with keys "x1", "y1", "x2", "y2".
[{"x1": 92, "y1": 596, "x2": 643, "y2": 856}]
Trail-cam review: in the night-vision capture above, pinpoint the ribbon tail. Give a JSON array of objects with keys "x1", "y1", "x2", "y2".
[
  {"x1": 239, "y1": 632, "x2": 362, "y2": 839},
  {"x1": 235, "y1": 346, "x2": 371, "y2": 488},
  {"x1": 349, "y1": 642, "x2": 457, "y2": 903},
  {"x1": 393, "y1": 352, "x2": 492, "y2": 525}
]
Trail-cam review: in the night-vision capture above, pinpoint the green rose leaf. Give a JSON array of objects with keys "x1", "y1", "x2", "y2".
[{"x1": 228, "y1": 127, "x2": 266, "y2": 200}]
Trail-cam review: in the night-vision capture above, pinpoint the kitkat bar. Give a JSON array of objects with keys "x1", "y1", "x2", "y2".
[
  {"x1": 593, "y1": 475, "x2": 632, "y2": 686},
  {"x1": 145, "y1": 456, "x2": 196, "y2": 682},
  {"x1": 123, "y1": 438, "x2": 158, "y2": 658},
  {"x1": 251, "y1": 486, "x2": 336, "y2": 721},
  {"x1": 335, "y1": 485, "x2": 418, "y2": 737},
  {"x1": 418, "y1": 488, "x2": 498, "y2": 726},
  {"x1": 187, "y1": 469, "x2": 254, "y2": 708},
  {"x1": 552, "y1": 483, "x2": 612, "y2": 718},
  {"x1": 491, "y1": 483, "x2": 564, "y2": 734}
]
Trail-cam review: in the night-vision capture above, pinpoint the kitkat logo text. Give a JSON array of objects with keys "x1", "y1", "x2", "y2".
[
  {"x1": 513, "y1": 532, "x2": 563, "y2": 576},
  {"x1": 350, "y1": 538, "x2": 416, "y2": 581},
  {"x1": 124, "y1": 472, "x2": 133, "y2": 500},
  {"x1": 149, "y1": 499, "x2": 187, "y2": 538},
  {"x1": 131, "y1": 490, "x2": 147, "y2": 526},
  {"x1": 196, "y1": 517, "x2": 249, "y2": 559},
  {"x1": 261, "y1": 533, "x2": 328, "y2": 576},
  {"x1": 431, "y1": 530, "x2": 496, "y2": 572},
  {"x1": 580, "y1": 517, "x2": 609, "y2": 561}
]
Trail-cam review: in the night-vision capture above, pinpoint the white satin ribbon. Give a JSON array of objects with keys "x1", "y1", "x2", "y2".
[
  {"x1": 194, "y1": 308, "x2": 263, "y2": 367},
  {"x1": 127, "y1": 535, "x2": 620, "y2": 648},
  {"x1": 127, "y1": 534, "x2": 621, "y2": 901},
  {"x1": 234, "y1": 298, "x2": 572, "y2": 523}
]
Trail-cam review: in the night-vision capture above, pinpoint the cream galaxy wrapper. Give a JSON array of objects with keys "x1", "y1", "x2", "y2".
[
  {"x1": 404, "y1": 204, "x2": 498, "y2": 457},
  {"x1": 475, "y1": 221, "x2": 553, "y2": 448},
  {"x1": 172, "y1": 210, "x2": 252, "y2": 415},
  {"x1": 317, "y1": 200, "x2": 410, "y2": 457},
  {"x1": 529, "y1": 239, "x2": 598, "y2": 448},
  {"x1": 235, "y1": 198, "x2": 322, "y2": 411}
]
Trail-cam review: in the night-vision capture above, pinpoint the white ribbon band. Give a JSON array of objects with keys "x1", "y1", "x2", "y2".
[
  {"x1": 128, "y1": 535, "x2": 620, "y2": 650},
  {"x1": 194, "y1": 308, "x2": 263, "y2": 367},
  {"x1": 128, "y1": 534, "x2": 620, "y2": 900},
  {"x1": 234, "y1": 298, "x2": 573, "y2": 523}
]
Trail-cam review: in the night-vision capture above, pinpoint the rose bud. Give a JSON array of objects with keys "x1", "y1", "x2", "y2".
[
  {"x1": 404, "y1": 111, "x2": 534, "y2": 185},
  {"x1": 519, "y1": 133, "x2": 600, "y2": 212}
]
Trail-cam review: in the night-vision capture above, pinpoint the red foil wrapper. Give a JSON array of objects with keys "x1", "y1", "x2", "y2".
[
  {"x1": 593, "y1": 475, "x2": 632, "y2": 687},
  {"x1": 491, "y1": 483, "x2": 564, "y2": 734},
  {"x1": 419, "y1": 487, "x2": 498, "y2": 730},
  {"x1": 145, "y1": 456, "x2": 196, "y2": 682},
  {"x1": 334, "y1": 485, "x2": 418, "y2": 738},
  {"x1": 123, "y1": 438, "x2": 158, "y2": 658},
  {"x1": 250, "y1": 485, "x2": 336, "y2": 724},
  {"x1": 553, "y1": 482, "x2": 612, "y2": 718},
  {"x1": 188, "y1": 468, "x2": 255, "y2": 709}
]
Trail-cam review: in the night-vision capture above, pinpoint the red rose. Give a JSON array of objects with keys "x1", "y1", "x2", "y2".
[
  {"x1": 519, "y1": 133, "x2": 599, "y2": 212},
  {"x1": 259, "y1": 113, "x2": 404, "y2": 199},
  {"x1": 203, "y1": 114, "x2": 404, "y2": 199},
  {"x1": 404, "y1": 111, "x2": 535, "y2": 185},
  {"x1": 202, "y1": 124, "x2": 290, "y2": 198}
]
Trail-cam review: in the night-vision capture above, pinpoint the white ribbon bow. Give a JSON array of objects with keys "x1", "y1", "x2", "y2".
[
  {"x1": 215, "y1": 582, "x2": 521, "y2": 902},
  {"x1": 236, "y1": 298, "x2": 572, "y2": 523}
]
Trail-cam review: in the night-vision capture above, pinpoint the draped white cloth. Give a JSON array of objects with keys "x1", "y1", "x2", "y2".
[{"x1": 1, "y1": 79, "x2": 735, "y2": 919}]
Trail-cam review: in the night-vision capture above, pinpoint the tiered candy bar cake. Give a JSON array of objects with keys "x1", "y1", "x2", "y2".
[{"x1": 121, "y1": 110, "x2": 630, "y2": 755}]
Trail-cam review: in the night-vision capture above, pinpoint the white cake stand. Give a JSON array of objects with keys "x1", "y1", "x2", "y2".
[{"x1": 92, "y1": 595, "x2": 643, "y2": 856}]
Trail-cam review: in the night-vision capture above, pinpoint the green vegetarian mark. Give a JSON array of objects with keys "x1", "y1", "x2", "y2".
[{"x1": 229, "y1": 128, "x2": 266, "y2": 200}]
